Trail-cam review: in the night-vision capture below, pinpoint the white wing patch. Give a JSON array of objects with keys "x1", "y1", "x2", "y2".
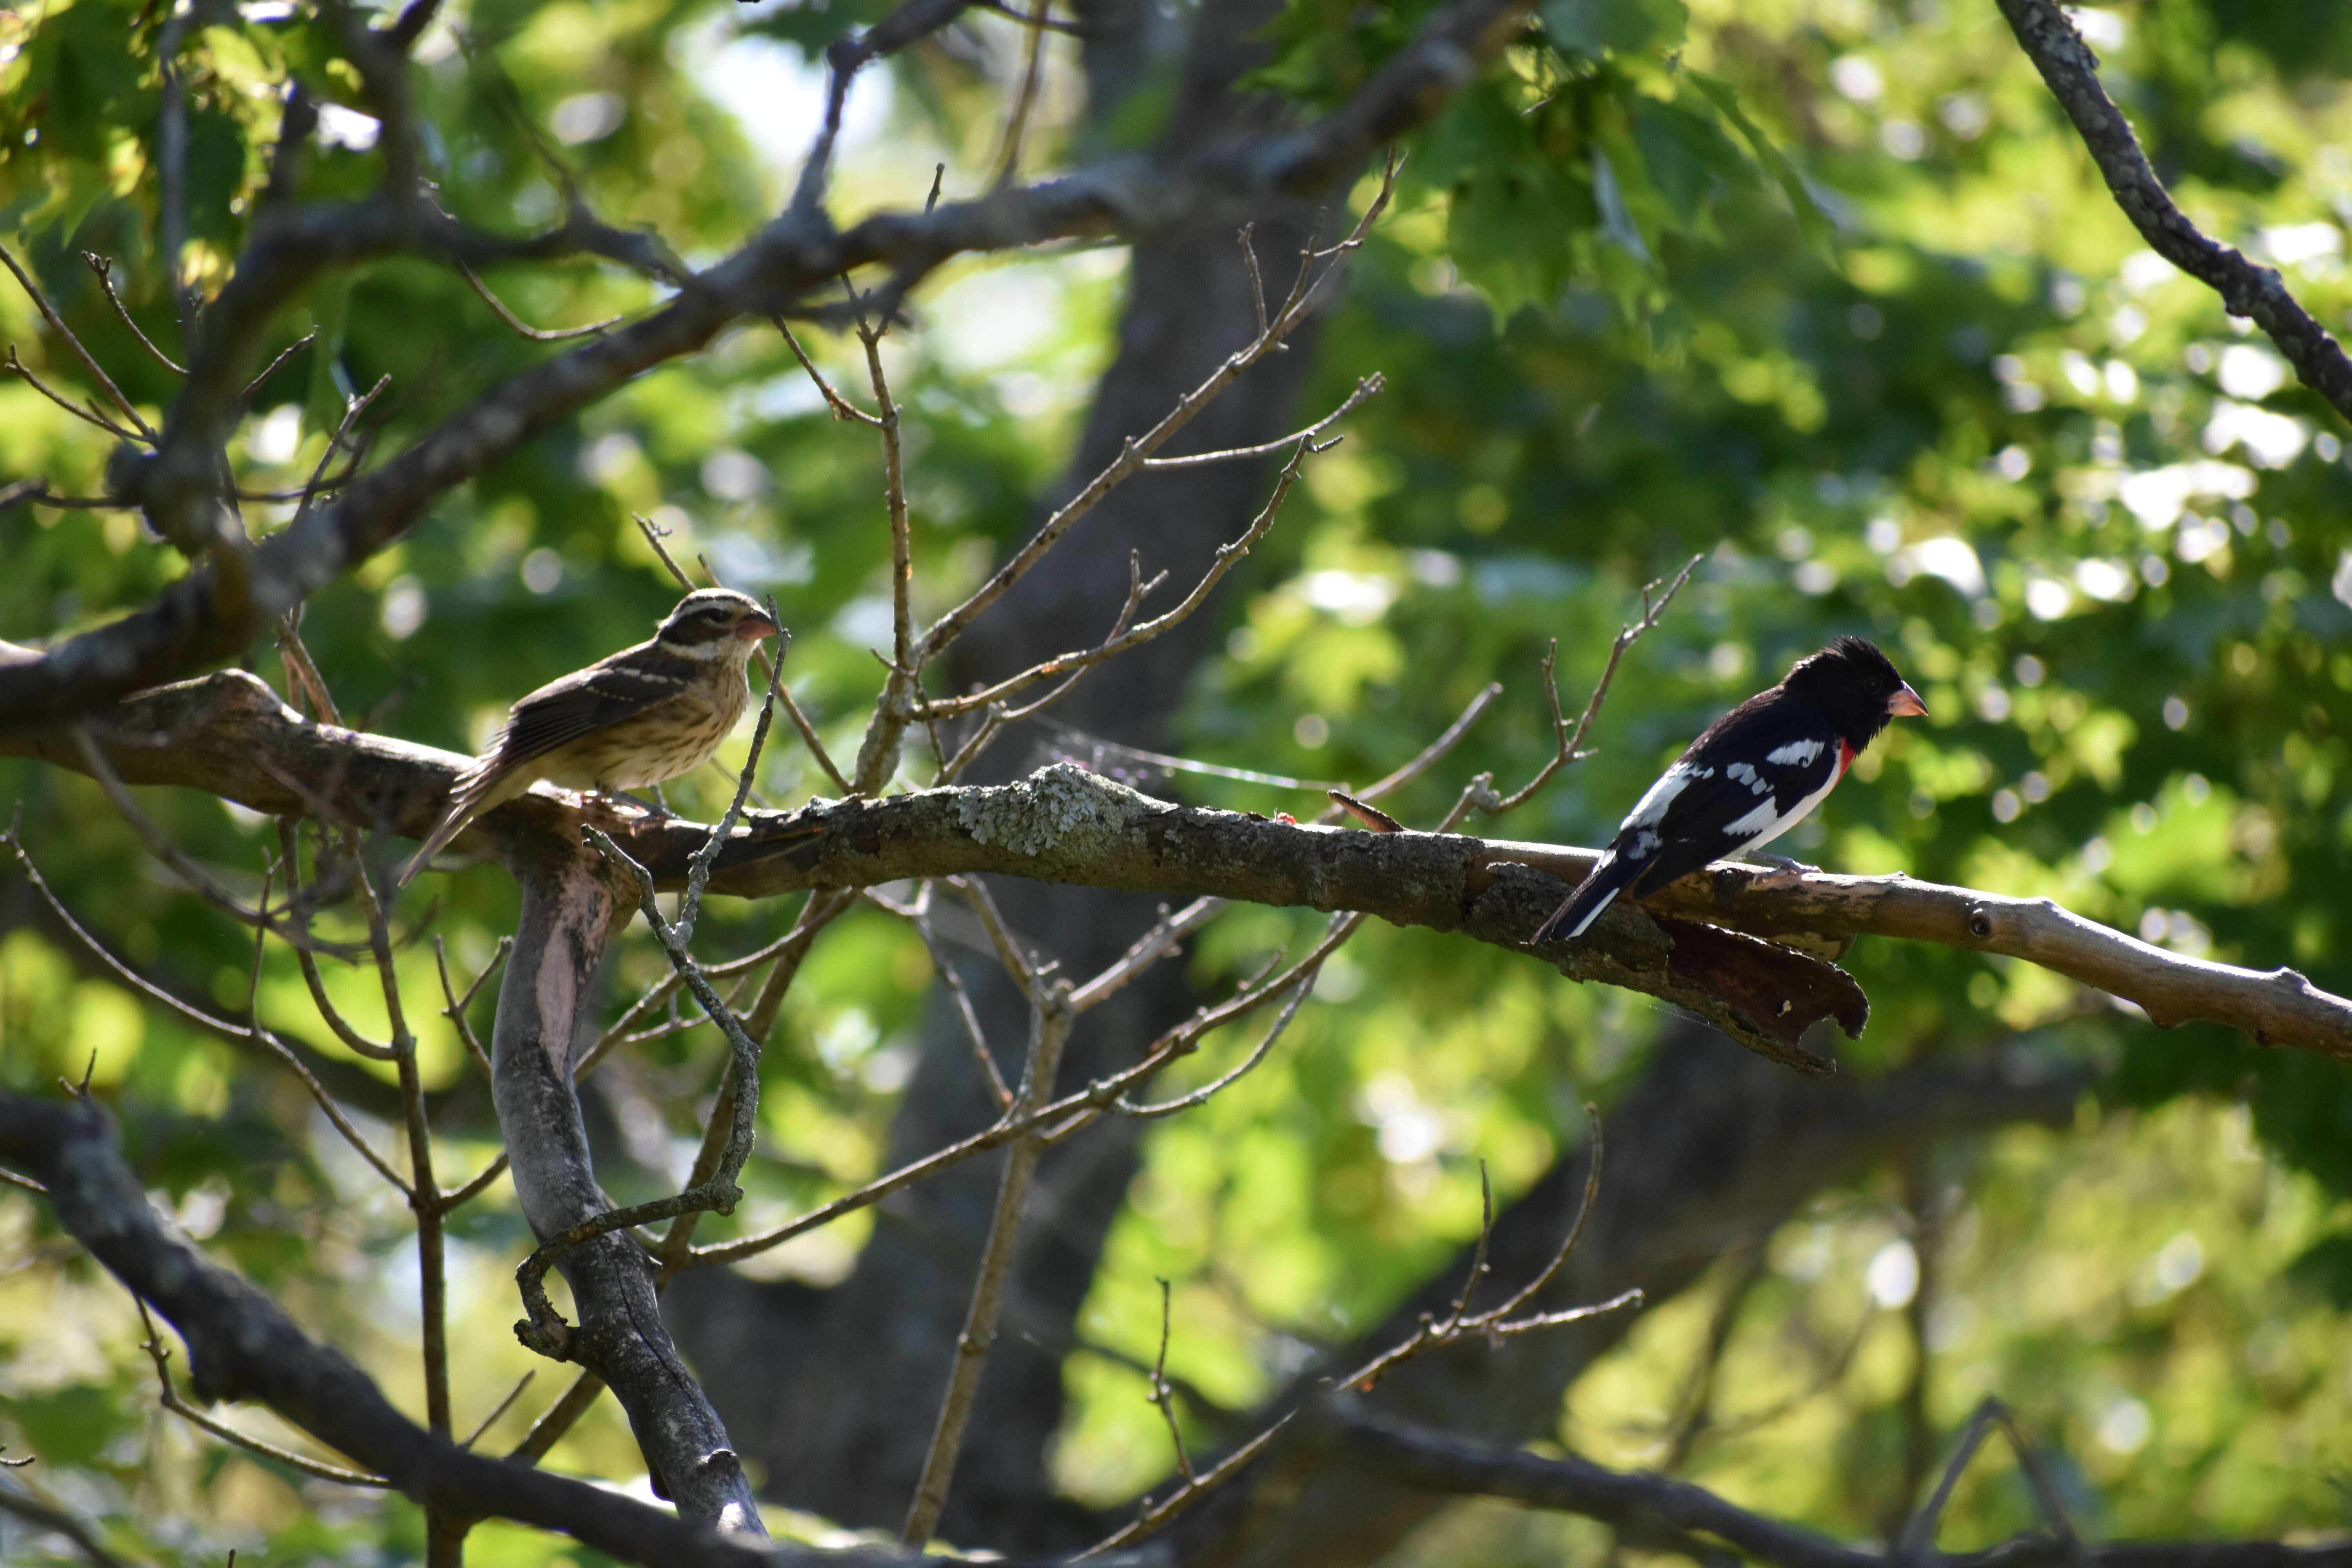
[
  {"x1": 1724, "y1": 799, "x2": 1785, "y2": 838},
  {"x1": 1622, "y1": 763, "x2": 1703, "y2": 831},
  {"x1": 1765, "y1": 737, "x2": 1825, "y2": 768},
  {"x1": 1724, "y1": 761, "x2": 1770, "y2": 795}
]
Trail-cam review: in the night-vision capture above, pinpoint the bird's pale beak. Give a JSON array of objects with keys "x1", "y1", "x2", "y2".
[
  {"x1": 736, "y1": 614, "x2": 781, "y2": 641},
  {"x1": 1887, "y1": 683, "x2": 1928, "y2": 719}
]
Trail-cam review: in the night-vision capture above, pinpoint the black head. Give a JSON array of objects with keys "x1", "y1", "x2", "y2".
[
  {"x1": 654, "y1": 588, "x2": 780, "y2": 657},
  {"x1": 1783, "y1": 635, "x2": 1927, "y2": 746}
]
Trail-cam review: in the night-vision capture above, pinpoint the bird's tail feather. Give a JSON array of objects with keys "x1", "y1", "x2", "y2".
[
  {"x1": 1531, "y1": 851, "x2": 1639, "y2": 944},
  {"x1": 395, "y1": 765, "x2": 499, "y2": 887}
]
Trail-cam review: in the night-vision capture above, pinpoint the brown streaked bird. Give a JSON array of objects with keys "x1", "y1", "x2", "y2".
[{"x1": 396, "y1": 588, "x2": 782, "y2": 885}]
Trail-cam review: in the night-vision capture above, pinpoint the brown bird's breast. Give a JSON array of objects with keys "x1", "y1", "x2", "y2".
[{"x1": 539, "y1": 675, "x2": 748, "y2": 792}]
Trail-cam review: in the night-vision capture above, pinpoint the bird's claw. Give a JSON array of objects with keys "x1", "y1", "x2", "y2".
[{"x1": 1747, "y1": 851, "x2": 1819, "y2": 887}]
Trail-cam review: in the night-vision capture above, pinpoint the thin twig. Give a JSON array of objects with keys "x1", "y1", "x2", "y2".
[
  {"x1": 239, "y1": 330, "x2": 318, "y2": 401},
  {"x1": 909, "y1": 884, "x2": 1016, "y2": 1109},
  {"x1": 914, "y1": 151, "x2": 1399, "y2": 671},
  {"x1": 925, "y1": 430, "x2": 1336, "y2": 720},
  {"x1": 1149, "y1": 1278, "x2": 1197, "y2": 1484},
  {"x1": 1487, "y1": 554, "x2": 1700, "y2": 815},
  {"x1": 0, "y1": 241, "x2": 159, "y2": 441},
  {"x1": 990, "y1": 0, "x2": 1054, "y2": 187},
  {"x1": 136, "y1": 1300, "x2": 390, "y2": 1487},
  {"x1": 847, "y1": 281, "x2": 920, "y2": 795},
  {"x1": 1141, "y1": 374, "x2": 1381, "y2": 469},
  {"x1": 459, "y1": 1370, "x2": 537, "y2": 1449},
  {"x1": 902, "y1": 978, "x2": 1074, "y2": 1544},
  {"x1": 771, "y1": 316, "x2": 879, "y2": 424},
  {"x1": 1081, "y1": 1110, "x2": 1633, "y2": 1557},
  {"x1": 676, "y1": 608, "x2": 786, "y2": 949},
  {"x1": 0, "y1": 816, "x2": 408, "y2": 1191},
  {"x1": 460, "y1": 262, "x2": 622, "y2": 341},
  {"x1": 5, "y1": 345, "x2": 147, "y2": 442},
  {"x1": 80, "y1": 252, "x2": 186, "y2": 374},
  {"x1": 506, "y1": 1370, "x2": 606, "y2": 1466},
  {"x1": 433, "y1": 933, "x2": 506, "y2": 1080},
  {"x1": 344, "y1": 837, "x2": 452, "y2": 1441}
]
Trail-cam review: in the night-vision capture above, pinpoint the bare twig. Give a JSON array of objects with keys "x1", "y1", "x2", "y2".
[
  {"x1": 433, "y1": 933, "x2": 506, "y2": 1080},
  {"x1": 0, "y1": 1482, "x2": 131, "y2": 1568},
  {"x1": 1487, "y1": 554, "x2": 1700, "y2": 815},
  {"x1": 0, "y1": 817, "x2": 408, "y2": 1190},
  {"x1": 81, "y1": 252, "x2": 187, "y2": 374},
  {"x1": 910, "y1": 883, "x2": 1017, "y2": 1109},
  {"x1": 1141, "y1": 374, "x2": 1382, "y2": 469},
  {"x1": 459, "y1": 1370, "x2": 537, "y2": 1450},
  {"x1": 0, "y1": 242, "x2": 159, "y2": 442},
  {"x1": 926, "y1": 430, "x2": 1336, "y2": 719},
  {"x1": 5, "y1": 345, "x2": 148, "y2": 442},
  {"x1": 902, "y1": 978, "x2": 1074, "y2": 1544},
  {"x1": 1149, "y1": 1278, "x2": 1197, "y2": 1485},
  {"x1": 137, "y1": 1300, "x2": 391, "y2": 1487},
  {"x1": 461, "y1": 262, "x2": 622, "y2": 341},
  {"x1": 991, "y1": 0, "x2": 1054, "y2": 187},
  {"x1": 677, "y1": 610, "x2": 785, "y2": 948},
  {"x1": 846, "y1": 283, "x2": 921, "y2": 795},
  {"x1": 771, "y1": 316, "x2": 879, "y2": 425},
  {"x1": 914, "y1": 152, "x2": 1399, "y2": 673},
  {"x1": 239, "y1": 330, "x2": 318, "y2": 402},
  {"x1": 1113, "y1": 967, "x2": 1312, "y2": 1119},
  {"x1": 1082, "y1": 1106, "x2": 1634, "y2": 1557},
  {"x1": 506, "y1": 1370, "x2": 606, "y2": 1466}
]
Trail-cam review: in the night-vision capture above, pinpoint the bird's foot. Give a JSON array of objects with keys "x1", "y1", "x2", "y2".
[
  {"x1": 571, "y1": 791, "x2": 652, "y2": 833},
  {"x1": 611, "y1": 788, "x2": 674, "y2": 820},
  {"x1": 1746, "y1": 851, "x2": 1820, "y2": 888}
]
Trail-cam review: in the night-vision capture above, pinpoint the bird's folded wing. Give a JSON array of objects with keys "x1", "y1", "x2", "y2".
[
  {"x1": 1650, "y1": 722, "x2": 1842, "y2": 847},
  {"x1": 490, "y1": 642, "x2": 699, "y2": 767}
]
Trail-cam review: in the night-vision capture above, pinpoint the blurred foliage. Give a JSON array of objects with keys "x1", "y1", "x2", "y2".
[{"x1": 3, "y1": 0, "x2": 2352, "y2": 1561}]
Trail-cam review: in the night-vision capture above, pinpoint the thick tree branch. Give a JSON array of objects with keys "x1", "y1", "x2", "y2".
[
  {"x1": 8, "y1": 673, "x2": 2344, "y2": 1065},
  {"x1": 488, "y1": 836, "x2": 766, "y2": 1535},
  {"x1": 0, "y1": 1093, "x2": 827, "y2": 1568},
  {"x1": 1996, "y1": 0, "x2": 2352, "y2": 423},
  {"x1": 5, "y1": 677, "x2": 2341, "y2": 1061},
  {"x1": 0, "y1": 0, "x2": 1535, "y2": 725},
  {"x1": 1330, "y1": 1403, "x2": 2352, "y2": 1568}
]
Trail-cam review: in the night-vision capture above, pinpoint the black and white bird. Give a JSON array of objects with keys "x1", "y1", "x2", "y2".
[{"x1": 1532, "y1": 636, "x2": 1926, "y2": 944}]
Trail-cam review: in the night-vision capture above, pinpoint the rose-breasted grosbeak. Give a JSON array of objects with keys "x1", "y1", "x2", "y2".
[
  {"x1": 1532, "y1": 635, "x2": 1926, "y2": 944},
  {"x1": 396, "y1": 588, "x2": 782, "y2": 885}
]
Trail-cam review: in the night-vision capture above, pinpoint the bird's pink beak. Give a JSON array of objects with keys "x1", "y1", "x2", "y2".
[
  {"x1": 1887, "y1": 683, "x2": 1928, "y2": 719},
  {"x1": 736, "y1": 614, "x2": 781, "y2": 641}
]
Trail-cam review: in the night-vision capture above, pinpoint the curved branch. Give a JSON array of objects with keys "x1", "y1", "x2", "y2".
[
  {"x1": 1996, "y1": 0, "x2": 2352, "y2": 422},
  {"x1": 0, "y1": 0, "x2": 1537, "y2": 725},
  {"x1": 0, "y1": 1093, "x2": 799, "y2": 1568},
  {"x1": 1331, "y1": 1402, "x2": 2352, "y2": 1568},
  {"x1": 7, "y1": 672, "x2": 2344, "y2": 1065}
]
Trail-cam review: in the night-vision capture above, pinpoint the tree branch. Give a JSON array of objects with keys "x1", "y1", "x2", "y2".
[
  {"x1": 0, "y1": 1093, "x2": 845, "y2": 1567},
  {"x1": 7, "y1": 673, "x2": 2346, "y2": 1066},
  {"x1": 1996, "y1": 0, "x2": 2352, "y2": 423},
  {"x1": 1328, "y1": 1402, "x2": 2351, "y2": 1568},
  {"x1": 0, "y1": 0, "x2": 1536, "y2": 724}
]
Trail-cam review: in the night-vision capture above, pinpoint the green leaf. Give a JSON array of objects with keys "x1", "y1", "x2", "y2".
[
  {"x1": 1627, "y1": 93, "x2": 1750, "y2": 225},
  {"x1": 1541, "y1": 0, "x2": 1687, "y2": 61},
  {"x1": 1688, "y1": 70, "x2": 1838, "y2": 256}
]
